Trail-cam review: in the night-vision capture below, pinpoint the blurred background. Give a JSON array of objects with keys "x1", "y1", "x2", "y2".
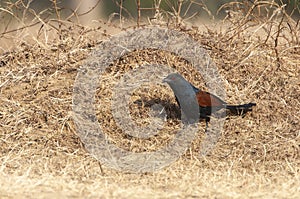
[
  {"x1": 0, "y1": 0, "x2": 299, "y2": 26},
  {"x1": 0, "y1": 0, "x2": 299, "y2": 51}
]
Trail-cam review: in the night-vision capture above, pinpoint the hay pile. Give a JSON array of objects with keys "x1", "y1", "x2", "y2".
[{"x1": 0, "y1": 1, "x2": 299, "y2": 198}]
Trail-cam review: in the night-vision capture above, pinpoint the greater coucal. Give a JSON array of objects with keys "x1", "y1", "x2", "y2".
[{"x1": 163, "y1": 73, "x2": 256, "y2": 124}]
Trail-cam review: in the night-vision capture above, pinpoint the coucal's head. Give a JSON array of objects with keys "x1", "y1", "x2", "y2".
[
  {"x1": 163, "y1": 73, "x2": 184, "y2": 84},
  {"x1": 163, "y1": 73, "x2": 200, "y2": 123},
  {"x1": 162, "y1": 73, "x2": 189, "y2": 94},
  {"x1": 163, "y1": 73, "x2": 198, "y2": 95}
]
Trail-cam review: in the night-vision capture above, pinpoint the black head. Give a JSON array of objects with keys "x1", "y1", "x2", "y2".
[
  {"x1": 162, "y1": 73, "x2": 186, "y2": 85},
  {"x1": 163, "y1": 73, "x2": 191, "y2": 96},
  {"x1": 163, "y1": 73, "x2": 200, "y2": 124}
]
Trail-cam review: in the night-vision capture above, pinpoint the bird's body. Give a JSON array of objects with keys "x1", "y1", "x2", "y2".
[{"x1": 163, "y1": 73, "x2": 256, "y2": 123}]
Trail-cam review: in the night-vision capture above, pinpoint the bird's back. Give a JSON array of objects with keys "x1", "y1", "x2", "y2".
[{"x1": 195, "y1": 91, "x2": 226, "y2": 107}]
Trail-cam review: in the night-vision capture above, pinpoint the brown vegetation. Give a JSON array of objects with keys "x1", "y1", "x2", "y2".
[{"x1": 0, "y1": 1, "x2": 299, "y2": 198}]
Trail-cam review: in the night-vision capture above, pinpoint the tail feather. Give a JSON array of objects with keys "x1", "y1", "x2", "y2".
[{"x1": 226, "y1": 103, "x2": 256, "y2": 115}]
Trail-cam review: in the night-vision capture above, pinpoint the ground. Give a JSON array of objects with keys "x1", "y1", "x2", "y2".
[{"x1": 0, "y1": 4, "x2": 299, "y2": 199}]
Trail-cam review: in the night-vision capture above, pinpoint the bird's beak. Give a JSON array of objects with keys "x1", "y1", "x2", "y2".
[{"x1": 162, "y1": 77, "x2": 170, "y2": 83}]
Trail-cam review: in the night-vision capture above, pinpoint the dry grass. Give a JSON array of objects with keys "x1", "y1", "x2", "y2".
[{"x1": 0, "y1": 1, "x2": 299, "y2": 198}]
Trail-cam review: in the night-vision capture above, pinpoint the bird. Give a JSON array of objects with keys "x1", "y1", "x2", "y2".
[{"x1": 163, "y1": 73, "x2": 256, "y2": 125}]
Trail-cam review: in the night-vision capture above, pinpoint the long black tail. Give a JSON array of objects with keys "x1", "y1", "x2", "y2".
[{"x1": 225, "y1": 103, "x2": 256, "y2": 115}]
